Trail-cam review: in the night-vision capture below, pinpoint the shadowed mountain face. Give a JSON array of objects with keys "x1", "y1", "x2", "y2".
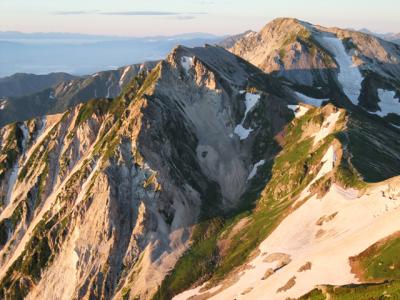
[
  {"x1": 0, "y1": 18, "x2": 400, "y2": 300},
  {"x1": 0, "y1": 72, "x2": 78, "y2": 98},
  {"x1": 0, "y1": 61, "x2": 158, "y2": 127}
]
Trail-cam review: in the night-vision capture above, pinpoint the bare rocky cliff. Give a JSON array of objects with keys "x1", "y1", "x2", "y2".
[{"x1": 0, "y1": 44, "x2": 294, "y2": 300}]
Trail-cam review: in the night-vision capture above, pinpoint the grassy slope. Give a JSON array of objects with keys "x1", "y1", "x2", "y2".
[
  {"x1": 154, "y1": 104, "x2": 400, "y2": 300},
  {"x1": 354, "y1": 232, "x2": 400, "y2": 282},
  {"x1": 300, "y1": 281, "x2": 400, "y2": 300},
  {"x1": 153, "y1": 105, "x2": 354, "y2": 300}
]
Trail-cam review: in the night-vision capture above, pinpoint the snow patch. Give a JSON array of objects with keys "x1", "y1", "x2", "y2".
[
  {"x1": 106, "y1": 77, "x2": 113, "y2": 98},
  {"x1": 0, "y1": 99, "x2": 7, "y2": 110},
  {"x1": 176, "y1": 180, "x2": 400, "y2": 300},
  {"x1": 75, "y1": 161, "x2": 100, "y2": 205},
  {"x1": 119, "y1": 66, "x2": 132, "y2": 86},
  {"x1": 296, "y1": 145, "x2": 336, "y2": 204},
  {"x1": 372, "y1": 89, "x2": 400, "y2": 117},
  {"x1": 20, "y1": 124, "x2": 29, "y2": 152},
  {"x1": 295, "y1": 92, "x2": 328, "y2": 107},
  {"x1": 49, "y1": 91, "x2": 55, "y2": 100},
  {"x1": 288, "y1": 105, "x2": 309, "y2": 118},
  {"x1": 181, "y1": 56, "x2": 194, "y2": 72},
  {"x1": 5, "y1": 165, "x2": 18, "y2": 206},
  {"x1": 4, "y1": 124, "x2": 29, "y2": 206},
  {"x1": 313, "y1": 110, "x2": 341, "y2": 145},
  {"x1": 318, "y1": 35, "x2": 363, "y2": 105},
  {"x1": 310, "y1": 146, "x2": 335, "y2": 186},
  {"x1": 234, "y1": 124, "x2": 253, "y2": 140},
  {"x1": 247, "y1": 160, "x2": 266, "y2": 180},
  {"x1": 233, "y1": 92, "x2": 261, "y2": 140},
  {"x1": 244, "y1": 93, "x2": 260, "y2": 116}
]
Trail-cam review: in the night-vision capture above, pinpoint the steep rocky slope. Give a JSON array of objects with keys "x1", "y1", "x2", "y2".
[
  {"x1": 172, "y1": 103, "x2": 400, "y2": 300},
  {"x1": 0, "y1": 61, "x2": 158, "y2": 127},
  {"x1": 0, "y1": 44, "x2": 296, "y2": 299},
  {"x1": 1, "y1": 18, "x2": 400, "y2": 300}
]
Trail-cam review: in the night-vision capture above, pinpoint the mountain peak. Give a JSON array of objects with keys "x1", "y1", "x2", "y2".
[{"x1": 260, "y1": 17, "x2": 310, "y2": 34}]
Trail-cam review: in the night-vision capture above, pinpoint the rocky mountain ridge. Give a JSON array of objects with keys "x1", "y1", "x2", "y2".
[
  {"x1": 0, "y1": 18, "x2": 400, "y2": 300},
  {"x1": 0, "y1": 61, "x2": 158, "y2": 127},
  {"x1": 0, "y1": 72, "x2": 78, "y2": 98}
]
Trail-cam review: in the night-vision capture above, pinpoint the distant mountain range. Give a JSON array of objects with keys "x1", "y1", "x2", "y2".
[
  {"x1": 0, "y1": 72, "x2": 78, "y2": 98},
  {"x1": 0, "y1": 31, "x2": 221, "y2": 41},
  {"x1": 0, "y1": 61, "x2": 158, "y2": 127},
  {"x1": 0, "y1": 32, "x2": 223, "y2": 77},
  {"x1": 359, "y1": 28, "x2": 400, "y2": 44}
]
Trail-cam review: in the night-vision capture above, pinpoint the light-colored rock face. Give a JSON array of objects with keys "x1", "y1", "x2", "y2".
[
  {"x1": 229, "y1": 18, "x2": 333, "y2": 87},
  {"x1": 230, "y1": 18, "x2": 400, "y2": 82},
  {"x1": 0, "y1": 44, "x2": 293, "y2": 300},
  {"x1": 229, "y1": 17, "x2": 400, "y2": 127}
]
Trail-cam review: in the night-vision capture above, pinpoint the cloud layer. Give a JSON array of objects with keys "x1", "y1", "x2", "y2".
[{"x1": 54, "y1": 10, "x2": 206, "y2": 17}]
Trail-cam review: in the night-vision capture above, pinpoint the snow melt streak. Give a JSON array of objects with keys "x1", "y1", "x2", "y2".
[
  {"x1": 319, "y1": 36, "x2": 363, "y2": 105},
  {"x1": 119, "y1": 66, "x2": 132, "y2": 86},
  {"x1": 181, "y1": 56, "x2": 194, "y2": 72},
  {"x1": 234, "y1": 92, "x2": 261, "y2": 140},
  {"x1": 247, "y1": 160, "x2": 266, "y2": 180}
]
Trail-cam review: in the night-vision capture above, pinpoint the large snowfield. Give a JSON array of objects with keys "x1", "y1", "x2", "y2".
[
  {"x1": 317, "y1": 35, "x2": 364, "y2": 105},
  {"x1": 174, "y1": 178, "x2": 400, "y2": 300}
]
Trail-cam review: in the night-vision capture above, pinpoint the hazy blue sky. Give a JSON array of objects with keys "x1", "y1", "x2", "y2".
[{"x1": 1, "y1": 0, "x2": 399, "y2": 36}]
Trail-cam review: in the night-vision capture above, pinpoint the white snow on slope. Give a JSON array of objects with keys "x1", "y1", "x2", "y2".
[
  {"x1": 234, "y1": 92, "x2": 261, "y2": 140},
  {"x1": 318, "y1": 35, "x2": 363, "y2": 105},
  {"x1": 288, "y1": 105, "x2": 309, "y2": 118},
  {"x1": 175, "y1": 179, "x2": 400, "y2": 300},
  {"x1": 234, "y1": 125, "x2": 253, "y2": 140},
  {"x1": 181, "y1": 56, "x2": 194, "y2": 72},
  {"x1": 4, "y1": 124, "x2": 29, "y2": 207},
  {"x1": 372, "y1": 89, "x2": 400, "y2": 117},
  {"x1": 244, "y1": 93, "x2": 260, "y2": 116},
  {"x1": 49, "y1": 92, "x2": 55, "y2": 100},
  {"x1": 247, "y1": 160, "x2": 266, "y2": 180},
  {"x1": 5, "y1": 166, "x2": 18, "y2": 206},
  {"x1": 119, "y1": 66, "x2": 132, "y2": 86},
  {"x1": 74, "y1": 161, "x2": 100, "y2": 206},
  {"x1": 296, "y1": 145, "x2": 336, "y2": 204},
  {"x1": 0, "y1": 99, "x2": 7, "y2": 110},
  {"x1": 295, "y1": 92, "x2": 328, "y2": 107},
  {"x1": 20, "y1": 123, "x2": 29, "y2": 152},
  {"x1": 313, "y1": 110, "x2": 341, "y2": 145},
  {"x1": 106, "y1": 77, "x2": 113, "y2": 98},
  {"x1": 309, "y1": 146, "x2": 335, "y2": 187}
]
